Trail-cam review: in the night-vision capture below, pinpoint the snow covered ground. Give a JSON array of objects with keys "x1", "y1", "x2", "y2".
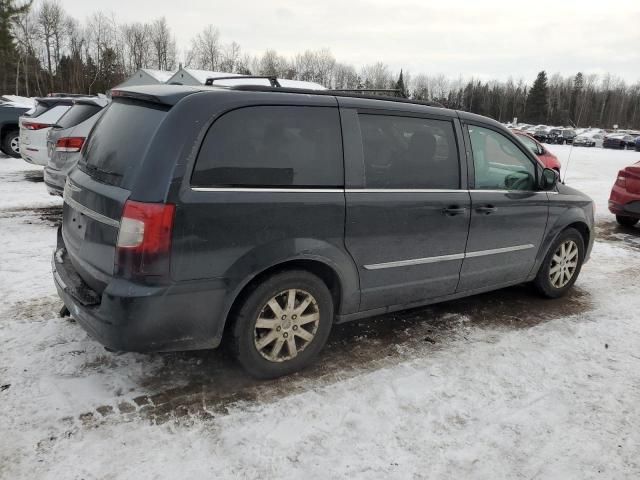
[{"x1": 1, "y1": 145, "x2": 640, "y2": 479}]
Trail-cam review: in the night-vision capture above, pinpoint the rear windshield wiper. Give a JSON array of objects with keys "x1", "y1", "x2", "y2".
[{"x1": 81, "y1": 162, "x2": 122, "y2": 178}]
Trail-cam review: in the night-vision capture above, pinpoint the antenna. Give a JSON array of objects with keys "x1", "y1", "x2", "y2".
[{"x1": 561, "y1": 119, "x2": 577, "y2": 185}]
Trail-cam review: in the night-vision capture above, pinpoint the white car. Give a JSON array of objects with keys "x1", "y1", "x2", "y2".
[
  {"x1": 19, "y1": 97, "x2": 77, "y2": 165},
  {"x1": 573, "y1": 131, "x2": 604, "y2": 148}
]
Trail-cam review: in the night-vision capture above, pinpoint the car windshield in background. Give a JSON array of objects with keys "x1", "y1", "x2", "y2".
[
  {"x1": 56, "y1": 104, "x2": 102, "y2": 129},
  {"x1": 80, "y1": 100, "x2": 167, "y2": 188}
]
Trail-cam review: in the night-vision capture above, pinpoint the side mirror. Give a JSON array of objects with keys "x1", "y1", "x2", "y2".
[{"x1": 540, "y1": 168, "x2": 559, "y2": 190}]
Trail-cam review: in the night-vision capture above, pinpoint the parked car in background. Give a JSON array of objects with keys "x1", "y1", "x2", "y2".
[
  {"x1": 532, "y1": 128, "x2": 551, "y2": 143},
  {"x1": 573, "y1": 131, "x2": 604, "y2": 148},
  {"x1": 0, "y1": 102, "x2": 29, "y2": 158},
  {"x1": 512, "y1": 130, "x2": 561, "y2": 172},
  {"x1": 636, "y1": 137, "x2": 640, "y2": 152},
  {"x1": 603, "y1": 134, "x2": 637, "y2": 150},
  {"x1": 609, "y1": 161, "x2": 640, "y2": 226},
  {"x1": 53, "y1": 84, "x2": 594, "y2": 378},
  {"x1": 44, "y1": 97, "x2": 109, "y2": 196},
  {"x1": 549, "y1": 128, "x2": 576, "y2": 145},
  {"x1": 19, "y1": 97, "x2": 76, "y2": 165}
]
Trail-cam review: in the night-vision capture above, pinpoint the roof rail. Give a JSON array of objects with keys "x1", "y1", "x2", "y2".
[
  {"x1": 224, "y1": 84, "x2": 444, "y2": 108},
  {"x1": 332, "y1": 88, "x2": 405, "y2": 98},
  {"x1": 205, "y1": 76, "x2": 281, "y2": 87}
]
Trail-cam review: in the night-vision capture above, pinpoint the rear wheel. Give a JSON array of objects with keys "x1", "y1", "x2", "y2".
[
  {"x1": 1, "y1": 129, "x2": 20, "y2": 158},
  {"x1": 534, "y1": 228, "x2": 585, "y2": 298},
  {"x1": 616, "y1": 215, "x2": 639, "y2": 227},
  {"x1": 229, "y1": 270, "x2": 333, "y2": 378}
]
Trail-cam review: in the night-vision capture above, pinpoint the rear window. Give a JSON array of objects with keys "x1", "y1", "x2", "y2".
[
  {"x1": 31, "y1": 102, "x2": 52, "y2": 117},
  {"x1": 80, "y1": 100, "x2": 167, "y2": 188},
  {"x1": 192, "y1": 106, "x2": 343, "y2": 188},
  {"x1": 57, "y1": 104, "x2": 102, "y2": 129}
]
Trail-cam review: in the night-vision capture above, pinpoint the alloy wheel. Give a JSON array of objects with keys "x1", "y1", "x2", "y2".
[
  {"x1": 254, "y1": 289, "x2": 320, "y2": 362},
  {"x1": 549, "y1": 240, "x2": 579, "y2": 288},
  {"x1": 10, "y1": 136, "x2": 20, "y2": 154}
]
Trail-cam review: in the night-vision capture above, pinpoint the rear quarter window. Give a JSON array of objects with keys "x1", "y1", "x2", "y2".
[{"x1": 192, "y1": 106, "x2": 343, "y2": 188}]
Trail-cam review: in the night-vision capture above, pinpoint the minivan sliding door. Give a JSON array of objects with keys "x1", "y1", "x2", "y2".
[{"x1": 340, "y1": 106, "x2": 471, "y2": 311}]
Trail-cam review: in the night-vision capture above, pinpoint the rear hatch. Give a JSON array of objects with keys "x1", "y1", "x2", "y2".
[
  {"x1": 62, "y1": 99, "x2": 169, "y2": 293},
  {"x1": 48, "y1": 102, "x2": 105, "y2": 167}
]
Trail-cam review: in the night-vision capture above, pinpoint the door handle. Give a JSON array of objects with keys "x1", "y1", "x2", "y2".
[
  {"x1": 442, "y1": 206, "x2": 467, "y2": 216},
  {"x1": 476, "y1": 205, "x2": 497, "y2": 215}
]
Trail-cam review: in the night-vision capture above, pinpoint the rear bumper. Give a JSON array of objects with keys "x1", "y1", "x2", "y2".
[
  {"x1": 44, "y1": 167, "x2": 64, "y2": 196},
  {"x1": 609, "y1": 184, "x2": 640, "y2": 218},
  {"x1": 52, "y1": 233, "x2": 229, "y2": 352},
  {"x1": 20, "y1": 146, "x2": 48, "y2": 166}
]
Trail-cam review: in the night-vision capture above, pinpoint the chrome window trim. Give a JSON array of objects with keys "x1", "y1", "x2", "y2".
[
  {"x1": 191, "y1": 186, "x2": 556, "y2": 194},
  {"x1": 63, "y1": 187, "x2": 120, "y2": 228},
  {"x1": 363, "y1": 244, "x2": 535, "y2": 270},
  {"x1": 191, "y1": 187, "x2": 344, "y2": 193}
]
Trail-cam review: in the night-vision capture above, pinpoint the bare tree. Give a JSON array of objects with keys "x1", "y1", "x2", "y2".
[
  {"x1": 188, "y1": 25, "x2": 220, "y2": 70},
  {"x1": 150, "y1": 17, "x2": 175, "y2": 70}
]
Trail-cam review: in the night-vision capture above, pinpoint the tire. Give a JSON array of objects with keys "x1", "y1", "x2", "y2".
[
  {"x1": 229, "y1": 270, "x2": 334, "y2": 379},
  {"x1": 1, "y1": 129, "x2": 20, "y2": 158},
  {"x1": 534, "y1": 228, "x2": 585, "y2": 299},
  {"x1": 616, "y1": 215, "x2": 639, "y2": 227}
]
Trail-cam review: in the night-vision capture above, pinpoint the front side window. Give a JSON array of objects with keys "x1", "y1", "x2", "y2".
[
  {"x1": 358, "y1": 114, "x2": 460, "y2": 189},
  {"x1": 468, "y1": 125, "x2": 536, "y2": 191},
  {"x1": 192, "y1": 106, "x2": 343, "y2": 188}
]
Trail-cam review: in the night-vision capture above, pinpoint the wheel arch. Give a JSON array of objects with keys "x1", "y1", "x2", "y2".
[
  {"x1": 528, "y1": 207, "x2": 593, "y2": 281},
  {"x1": 220, "y1": 257, "x2": 356, "y2": 343}
]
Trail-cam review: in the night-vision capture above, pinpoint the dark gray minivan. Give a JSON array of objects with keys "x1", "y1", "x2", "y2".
[{"x1": 53, "y1": 84, "x2": 594, "y2": 378}]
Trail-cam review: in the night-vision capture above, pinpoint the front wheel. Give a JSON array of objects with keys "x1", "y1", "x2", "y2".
[
  {"x1": 229, "y1": 270, "x2": 334, "y2": 378},
  {"x1": 1, "y1": 130, "x2": 20, "y2": 158},
  {"x1": 534, "y1": 228, "x2": 585, "y2": 298},
  {"x1": 616, "y1": 215, "x2": 639, "y2": 227}
]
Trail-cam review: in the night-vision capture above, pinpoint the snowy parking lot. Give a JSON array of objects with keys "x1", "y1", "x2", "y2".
[{"x1": 1, "y1": 145, "x2": 640, "y2": 479}]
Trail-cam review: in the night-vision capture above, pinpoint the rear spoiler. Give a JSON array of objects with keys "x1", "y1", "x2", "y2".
[{"x1": 110, "y1": 85, "x2": 202, "y2": 106}]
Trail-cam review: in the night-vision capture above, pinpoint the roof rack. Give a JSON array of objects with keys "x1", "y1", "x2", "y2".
[
  {"x1": 332, "y1": 88, "x2": 405, "y2": 98},
  {"x1": 223, "y1": 84, "x2": 444, "y2": 109},
  {"x1": 205, "y1": 76, "x2": 281, "y2": 87}
]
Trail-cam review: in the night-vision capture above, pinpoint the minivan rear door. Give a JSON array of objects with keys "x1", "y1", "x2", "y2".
[
  {"x1": 340, "y1": 101, "x2": 471, "y2": 311},
  {"x1": 62, "y1": 99, "x2": 168, "y2": 293}
]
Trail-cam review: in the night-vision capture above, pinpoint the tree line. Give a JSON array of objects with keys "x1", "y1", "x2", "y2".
[{"x1": 2, "y1": 0, "x2": 639, "y2": 129}]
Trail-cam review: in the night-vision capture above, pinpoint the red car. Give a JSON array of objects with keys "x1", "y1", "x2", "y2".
[
  {"x1": 609, "y1": 161, "x2": 640, "y2": 226},
  {"x1": 511, "y1": 130, "x2": 562, "y2": 173}
]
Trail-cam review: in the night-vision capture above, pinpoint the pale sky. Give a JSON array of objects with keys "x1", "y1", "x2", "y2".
[{"x1": 61, "y1": 0, "x2": 640, "y2": 84}]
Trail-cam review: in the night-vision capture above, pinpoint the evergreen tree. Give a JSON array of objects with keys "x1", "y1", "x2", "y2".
[
  {"x1": 394, "y1": 69, "x2": 408, "y2": 98},
  {"x1": 524, "y1": 70, "x2": 549, "y2": 124},
  {"x1": 569, "y1": 72, "x2": 584, "y2": 124},
  {"x1": 0, "y1": 0, "x2": 31, "y2": 92}
]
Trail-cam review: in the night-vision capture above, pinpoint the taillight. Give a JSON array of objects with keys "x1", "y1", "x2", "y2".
[
  {"x1": 616, "y1": 171, "x2": 628, "y2": 188},
  {"x1": 56, "y1": 137, "x2": 85, "y2": 152},
  {"x1": 22, "y1": 121, "x2": 50, "y2": 130},
  {"x1": 115, "y1": 200, "x2": 175, "y2": 280}
]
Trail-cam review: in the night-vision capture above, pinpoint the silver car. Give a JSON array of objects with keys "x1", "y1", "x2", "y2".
[{"x1": 44, "y1": 98, "x2": 109, "y2": 195}]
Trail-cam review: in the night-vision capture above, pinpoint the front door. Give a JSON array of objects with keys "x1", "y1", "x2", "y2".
[
  {"x1": 458, "y1": 123, "x2": 549, "y2": 292},
  {"x1": 341, "y1": 107, "x2": 471, "y2": 311}
]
